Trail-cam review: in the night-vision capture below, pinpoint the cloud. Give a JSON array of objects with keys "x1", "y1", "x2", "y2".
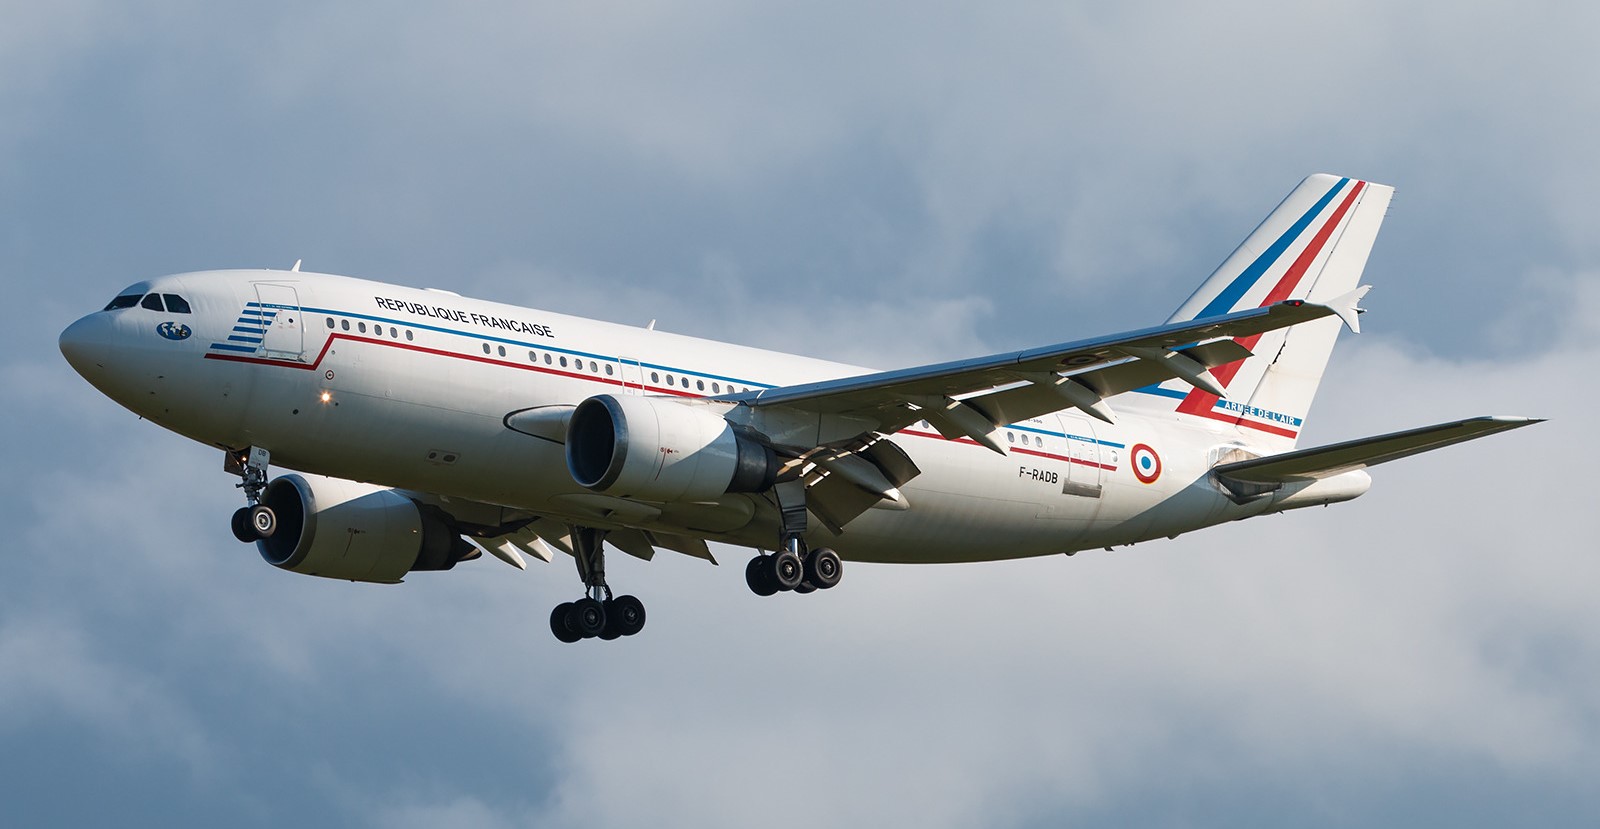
[{"x1": 0, "y1": 615, "x2": 215, "y2": 773}]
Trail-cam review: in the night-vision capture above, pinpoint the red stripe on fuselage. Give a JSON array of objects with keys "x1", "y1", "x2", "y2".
[{"x1": 207, "y1": 333, "x2": 1125, "y2": 466}]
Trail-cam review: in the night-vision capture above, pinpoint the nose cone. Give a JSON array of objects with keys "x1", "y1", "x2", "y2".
[{"x1": 60, "y1": 312, "x2": 115, "y2": 382}]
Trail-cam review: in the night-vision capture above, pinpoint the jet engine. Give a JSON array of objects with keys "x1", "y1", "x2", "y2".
[
  {"x1": 566, "y1": 394, "x2": 777, "y2": 502},
  {"x1": 255, "y1": 473, "x2": 476, "y2": 583}
]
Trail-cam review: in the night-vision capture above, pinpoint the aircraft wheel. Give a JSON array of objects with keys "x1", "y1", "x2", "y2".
[
  {"x1": 572, "y1": 597, "x2": 606, "y2": 638},
  {"x1": 599, "y1": 601, "x2": 624, "y2": 641},
  {"x1": 230, "y1": 507, "x2": 257, "y2": 543},
  {"x1": 794, "y1": 580, "x2": 817, "y2": 594},
  {"x1": 550, "y1": 602, "x2": 582, "y2": 644},
  {"x1": 770, "y1": 550, "x2": 804, "y2": 592},
  {"x1": 249, "y1": 504, "x2": 277, "y2": 538},
  {"x1": 746, "y1": 556, "x2": 779, "y2": 597},
  {"x1": 611, "y1": 595, "x2": 646, "y2": 637},
  {"x1": 806, "y1": 548, "x2": 843, "y2": 589}
]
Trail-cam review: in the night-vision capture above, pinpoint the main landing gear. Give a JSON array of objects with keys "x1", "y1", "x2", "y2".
[
  {"x1": 745, "y1": 541, "x2": 842, "y2": 596},
  {"x1": 549, "y1": 527, "x2": 647, "y2": 643},
  {"x1": 745, "y1": 479, "x2": 843, "y2": 596},
  {"x1": 226, "y1": 447, "x2": 277, "y2": 543}
]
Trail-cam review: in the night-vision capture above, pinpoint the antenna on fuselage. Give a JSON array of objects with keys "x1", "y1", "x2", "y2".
[
  {"x1": 290, "y1": 259, "x2": 302, "y2": 272},
  {"x1": 646, "y1": 319, "x2": 656, "y2": 330}
]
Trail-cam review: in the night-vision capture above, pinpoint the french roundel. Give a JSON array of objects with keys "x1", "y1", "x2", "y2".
[{"x1": 1131, "y1": 443, "x2": 1161, "y2": 484}]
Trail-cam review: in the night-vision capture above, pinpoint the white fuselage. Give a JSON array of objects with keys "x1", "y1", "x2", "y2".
[{"x1": 61, "y1": 269, "x2": 1310, "y2": 564}]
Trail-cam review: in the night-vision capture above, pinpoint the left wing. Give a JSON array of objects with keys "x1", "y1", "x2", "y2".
[
  {"x1": 1212, "y1": 415, "x2": 1543, "y2": 486},
  {"x1": 739, "y1": 292, "x2": 1363, "y2": 452}
]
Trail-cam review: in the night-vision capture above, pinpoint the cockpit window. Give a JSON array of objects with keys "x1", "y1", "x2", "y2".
[
  {"x1": 104, "y1": 294, "x2": 143, "y2": 311},
  {"x1": 162, "y1": 294, "x2": 192, "y2": 314},
  {"x1": 140, "y1": 294, "x2": 165, "y2": 311}
]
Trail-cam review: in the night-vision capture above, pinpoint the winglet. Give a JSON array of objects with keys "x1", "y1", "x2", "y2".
[{"x1": 1322, "y1": 285, "x2": 1371, "y2": 334}]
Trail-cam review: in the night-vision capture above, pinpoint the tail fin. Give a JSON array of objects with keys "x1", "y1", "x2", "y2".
[{"x1": 1136, "y1": 174, "x2": 1394, "y2": 450}]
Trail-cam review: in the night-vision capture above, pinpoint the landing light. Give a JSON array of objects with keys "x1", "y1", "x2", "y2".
[{"x1": 320, "y1": 391, "x2": 332, "y2": 403}]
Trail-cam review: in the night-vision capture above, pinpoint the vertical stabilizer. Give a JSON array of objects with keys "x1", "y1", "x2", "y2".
[{"x1": 1134, "y1": 174, "x2": 1394, "y2": 450}]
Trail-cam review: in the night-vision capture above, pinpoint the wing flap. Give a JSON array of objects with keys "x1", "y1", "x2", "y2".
[
  {"x1": 970, "y1": 340, "x2": 1253, "y2": 426},
  {"x1": 1213, "y1": 416, "x2": 1543, "y2": 485}
]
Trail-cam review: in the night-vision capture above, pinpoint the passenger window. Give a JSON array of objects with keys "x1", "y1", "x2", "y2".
[
  {"x1": 405, "y1": 330, "x2": 414, "y2": 341},
  {"x1": 666, "y1": 375, "x2": 675, "y2": 386},
  {"x1": 560, "y1": 356, "x2": 568, "y2": 367},
  {"x1": 162, "y1": 294, "x2": 192, "y2": 314},
  {"x1": 1006, "y1": 432, "x2": 1015, "y2": 443},
  {"x1": 104, "y1": 294, "x2": 142, "y2": 311},
  {"x1": 358, "y1": 322, "x2": 367, "y2": 333},
  {"x1": 605, "y1": 364, "x2": 614, "y2": 376},
  {"x1": 141, "y1": 294, "x2": 165, "y2": 311},
  {"x1": 498, "y1": 346, "x2": 506, "y2": 357},
  {"x1": 325, "y1": 318, "x2": 335, "y2": 329},
  {"x1": 341, "y1": 319, "x2": 350, "y2": 331},
  {"x1": 390, "y1": 327, "x2": 398, "y2": 338},
  {"x1": 712, "y1": 382, "x2": 721, "y2": 394},
  {"x1": 543, "y1": 354, "x2": 551, "y2": 364},
  {"x1": 589, "y1": 360, "x2": 597, "y2": 373},
  {"x1": 651, "y1": 372, "x2": 660, "y2": 383},
  {"x1": 697, "y1": 380, "x2": 705, "y2": 391}
]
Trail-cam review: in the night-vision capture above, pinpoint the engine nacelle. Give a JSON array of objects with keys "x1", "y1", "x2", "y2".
[
  {"x1": 1262, "y1": 469, "x2": 1372, "y2": 514},
  {"x1": 256, "y1": 473, "x2": 474, "y2": 583},
  {"x1": 566, "y1": 394, "x2": 777, "y2": 502}
]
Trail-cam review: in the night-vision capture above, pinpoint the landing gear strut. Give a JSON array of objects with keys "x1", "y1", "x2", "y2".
[
  {"x1": 549, "y1": 526, "x2": 646, "y2": 643},
  {"x1": 226, "y1": 447, "x2": 276, "y2": 543},
  {"x1": 744, "y1": 481, "x2": 843, "y2": 596}
]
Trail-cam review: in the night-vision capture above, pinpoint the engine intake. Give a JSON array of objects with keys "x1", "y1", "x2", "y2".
[
  {"x1": 257, "y1": 473, "x2": 475, "y2": 583},
  {"x1": 566, "y1": 394, "x2": 777, "y2": 502}
]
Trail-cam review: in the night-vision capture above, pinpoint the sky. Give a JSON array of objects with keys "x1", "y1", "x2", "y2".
[{"x1": 2, "y1": 2, "x2": 1596, "y2": 826}]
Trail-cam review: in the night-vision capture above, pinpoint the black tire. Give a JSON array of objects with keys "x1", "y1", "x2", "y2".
[
  {"x1": 599, "y1": 600, "x2": 624, "y2": 641},
  {"x1": 550, "y1": 603, "x2": 582, "y2": 644},
  {"x1": 746, "y1": 556, "x2": 779, "y2": 597},
  {"x1": 572, "y1": 597, "x2": 606, "y2": 638},
  {"x1": 249, "y1": 504, "x2": 277, "y2": 539},
  {"x1": 611, "y1": 595, "x2": 646, "y2": 636},
  {"x1": 771, "y1": 550, "x2": 804, "y2": 591},
  {"x1": 230, "y1": 507, "x2": 257, "y2": 543},
  {"x1": 794, "y1": 580, "x2": 817, "y2": 594},
  {"x1": 806, "y1": 548, "x2": 843, "y2": 589}
]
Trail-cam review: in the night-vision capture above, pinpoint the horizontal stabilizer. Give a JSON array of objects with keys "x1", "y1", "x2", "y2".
[{"x1": 1213, "y1": 416, "x2": 1543, "y2": 485}]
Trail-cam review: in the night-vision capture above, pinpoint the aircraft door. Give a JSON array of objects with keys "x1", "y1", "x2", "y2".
[
  {"x1": 254, "y1": 283, "x2": 305, "y2": 361},
  {"x1": 619, "y1": 358, "x2": 644, "y2": 395},
  {"x1": 1057, "y1": 414, "x2": 1105, "y2": 500}
]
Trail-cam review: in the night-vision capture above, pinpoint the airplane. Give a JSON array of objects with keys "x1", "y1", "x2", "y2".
[{"x1": 59, "y1": 174, "x2": 1541, "y2": 643}]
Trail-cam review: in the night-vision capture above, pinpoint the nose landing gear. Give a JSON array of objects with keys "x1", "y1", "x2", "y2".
[{"x1": 226, "y1": 447, "x2": 277, "y2": 543}]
